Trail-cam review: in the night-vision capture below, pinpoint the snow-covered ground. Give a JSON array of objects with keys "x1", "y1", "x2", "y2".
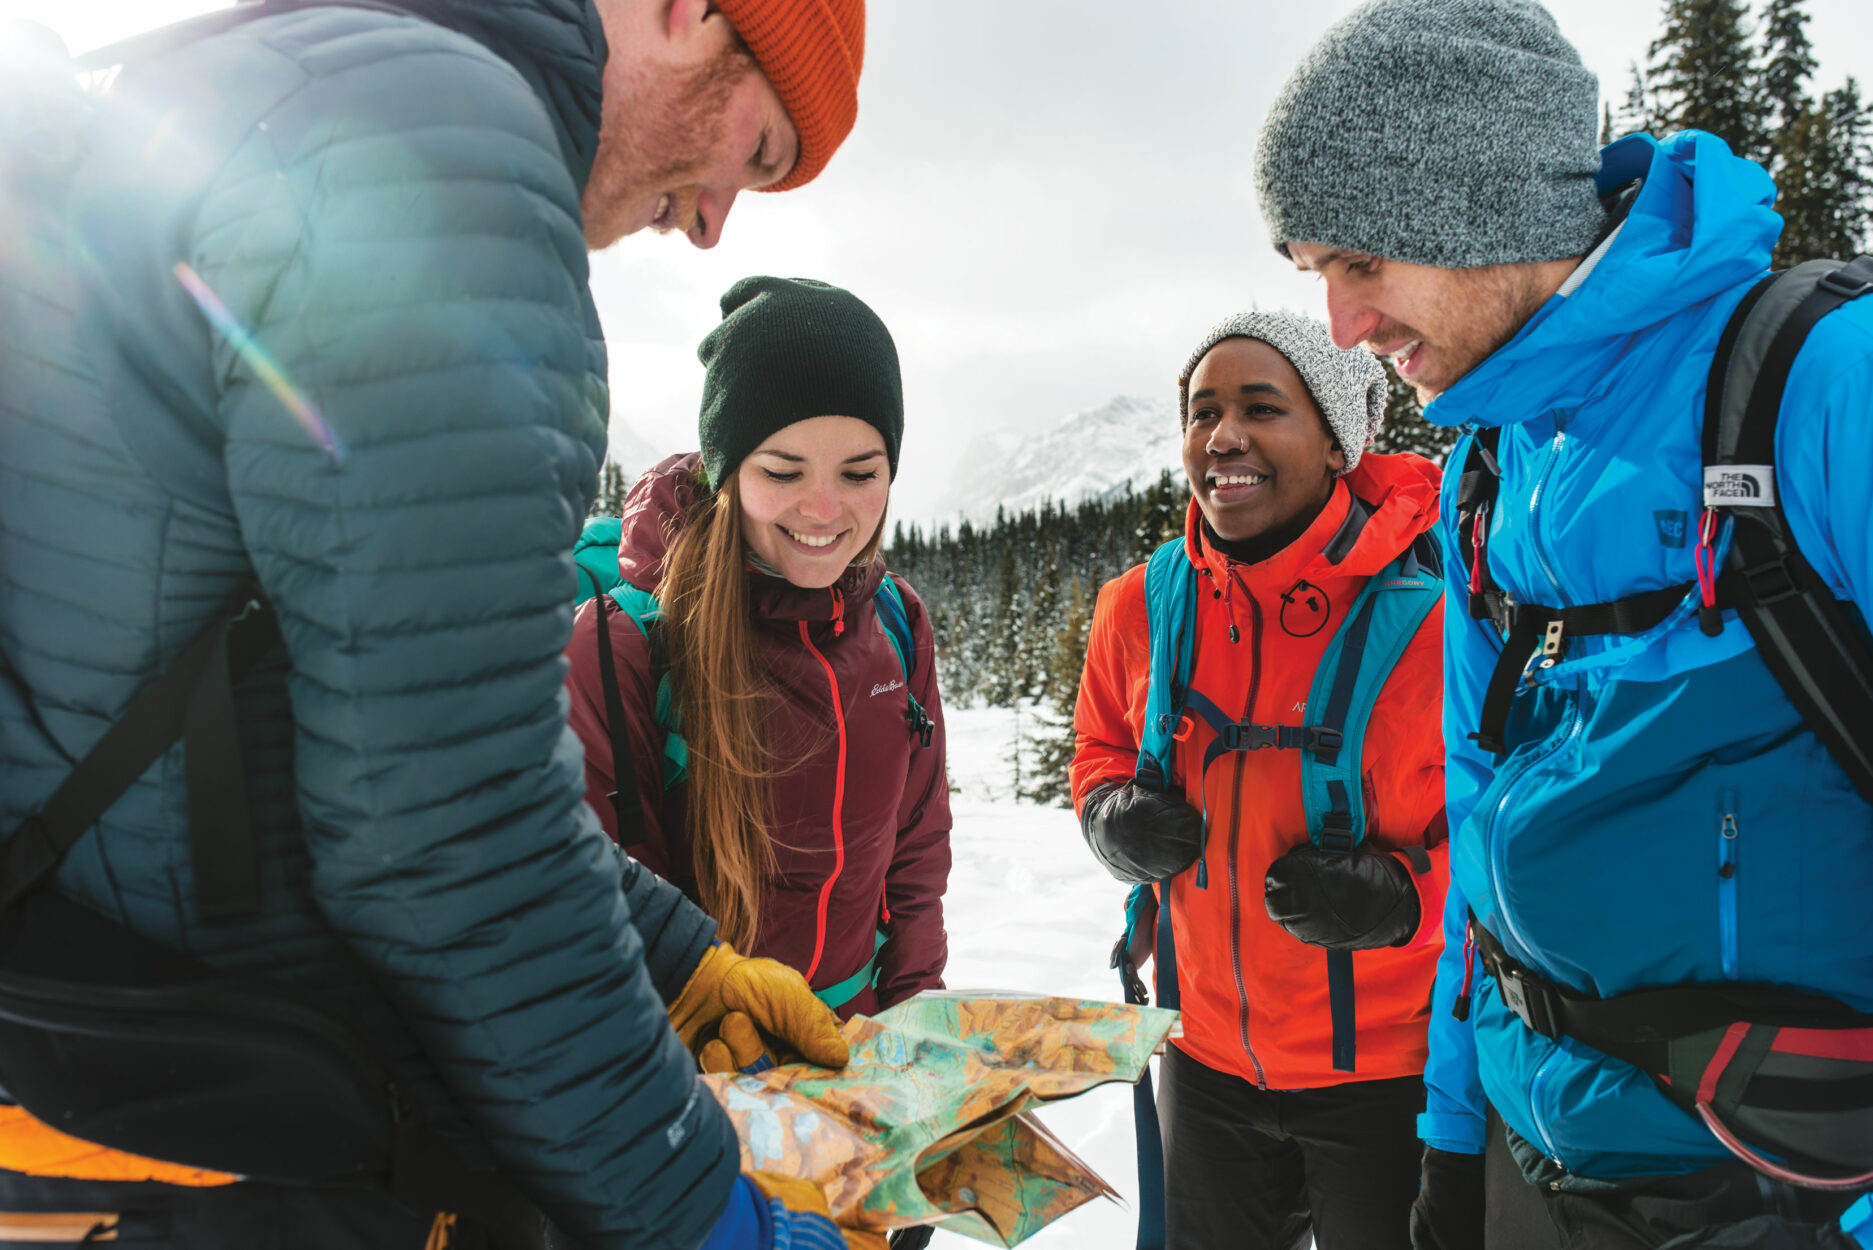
[{"x1": 927, "y1": 704, "x2": 1140, "y2": 1249}]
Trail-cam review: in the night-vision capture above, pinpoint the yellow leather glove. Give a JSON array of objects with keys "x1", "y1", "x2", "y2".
[
  {"x1": 668, "y1": 942, "x2": 849, "y2": 1073},
  {"x1": 745, "y1": 1171, "x2": 889, "y2": 1250}
]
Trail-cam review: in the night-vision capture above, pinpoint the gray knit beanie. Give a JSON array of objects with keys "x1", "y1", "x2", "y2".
[
  {"x1": 1178, "y1": 312, "x2": 1388, "y2": 474},
  {"x1": 1254, "y1": 0, "x2": 1605, "y2": 268}
]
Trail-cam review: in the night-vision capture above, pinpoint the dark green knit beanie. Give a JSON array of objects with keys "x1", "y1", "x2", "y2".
[{"x1": 697, "y1": 276, "x2": 904, "y2": 490}]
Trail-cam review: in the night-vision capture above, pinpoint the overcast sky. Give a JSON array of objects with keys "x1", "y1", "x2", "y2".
[{"x1": 12, "y1": 0, "x2": 1871, "y2": 520}]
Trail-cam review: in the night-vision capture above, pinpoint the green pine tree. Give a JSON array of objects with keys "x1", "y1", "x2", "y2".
[
  {"x1": 1648, "y1": 0, "x2": 1764, "y2": 158},
  {"x1": 1365, "y1": 357, "x2": 1462, "y2": 464},
  {"x1": 1773, "y1": 78, "x2": 1872, "y2": 267},
  {"x1": 1758, "y1": 0, "x2": 1817, "y2": 132},
  {"x1": 588, "y1": 459, "x2": 630, "y2": 518},
  {"x1": 1023, "y1": 576, "x2": 1097, "y2": 807}
]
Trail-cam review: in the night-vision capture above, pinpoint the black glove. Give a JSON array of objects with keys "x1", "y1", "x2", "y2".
[
  {"x1": 1080, "y1": 781, "x2": 1203, "y2": 884},
  {"x1": 1263, "y1": 844, "x2": 1420, "y2": 949},
  {"x1": 1409, "y1": 1146, "x2": 1484, "y2": 1250}
]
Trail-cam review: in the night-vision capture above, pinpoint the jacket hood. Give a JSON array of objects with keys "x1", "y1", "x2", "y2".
[
  {"x1": 385, "y1": 0, "x2": 606, "y2": 191},
  {"x1": 1427, "y1": 131, "x2": 1779, "y2": 429},
  {"x1": 616, "y1": 452, "x2": 886, "y2": 621},
  {"x1": 1183, "y1": 450, "x2": 1441, "y2": 588}
]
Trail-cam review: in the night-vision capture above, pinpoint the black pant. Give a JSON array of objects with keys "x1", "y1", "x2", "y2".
[
  {"x1": 1158, "y1": 1044, "x2": 1423, "y2": 1250},
  {"x1": 0, "y1": 1170, "x2": 439, "y2": 1249}
]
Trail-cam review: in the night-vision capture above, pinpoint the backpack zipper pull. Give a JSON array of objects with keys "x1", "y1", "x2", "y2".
[{"x1": 1695, "y1": 508, "x2": 1724, "y2": 636}]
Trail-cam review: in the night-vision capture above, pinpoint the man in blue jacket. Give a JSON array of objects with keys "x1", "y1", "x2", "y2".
[
  {"x1": 0, "y1": 1, "x2": 878, "y2": 1248},
  {"x1": 1253, "y1": 1, "x2": 1873, "y2": 1248}
]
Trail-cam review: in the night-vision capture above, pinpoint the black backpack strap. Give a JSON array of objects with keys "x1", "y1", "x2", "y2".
[
  {"x1": 1455, "y1": 427, "x2": 1506, "y2": 627},
  {"x1": 591, "y1": 591, "x2": 650, "y2": 849},
  {"x1": 1702, "y1": 255, "x2": 1873, "y2": 802},
  {"x1": 1469, "y1": 583, "x2": 1690, "y2": 756},
  {"x1": 1, "y1": 595, "x2": 280, "y2": 918}
]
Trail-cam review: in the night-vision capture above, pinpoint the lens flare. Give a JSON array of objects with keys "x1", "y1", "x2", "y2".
[{"x1": 172, "y1": 261, "x2": 346, "y2": 462}]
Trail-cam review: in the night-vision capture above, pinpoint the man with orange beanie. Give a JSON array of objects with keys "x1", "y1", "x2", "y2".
[
  {"x1": 0, "y1": 0, "x2": 872, "y2": 1248},
  {"x1": 582, "y1": 0, "x2": 866, "y2": 249}
]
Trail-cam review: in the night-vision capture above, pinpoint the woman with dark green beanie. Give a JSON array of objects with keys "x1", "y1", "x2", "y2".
[{"x1": 566, "y1": 276, "x2": 952, "y2": 1027}]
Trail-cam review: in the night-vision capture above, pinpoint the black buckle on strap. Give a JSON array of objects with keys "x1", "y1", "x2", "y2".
[
  {"x1": 1494, "y1": 961, "x2": 1562, "y2": 1041},
  {"x1": 1817, "y1": 263, "x2": 1873, "y2": 301},
  {"x1": 1739, "y1": 553, "x2": 1803, "y2": 605}
]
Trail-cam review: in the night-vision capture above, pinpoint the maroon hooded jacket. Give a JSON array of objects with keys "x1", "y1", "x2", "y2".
[{"x1": 565, "y1": 454, "x2": 951, "y2": 1016}]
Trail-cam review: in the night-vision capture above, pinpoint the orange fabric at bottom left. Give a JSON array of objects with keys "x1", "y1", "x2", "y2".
[{"x1": 0, "y1": 1105, "x2": 238, "y2": 1186}]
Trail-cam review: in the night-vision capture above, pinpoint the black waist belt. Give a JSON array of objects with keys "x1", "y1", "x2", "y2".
[
  {"x1": 1468, "y1": 916, "x2": 1873, "y2": 1185},
  {"x1": 1469, "y1": 916, "x2": 1873, "y2": 1076}
]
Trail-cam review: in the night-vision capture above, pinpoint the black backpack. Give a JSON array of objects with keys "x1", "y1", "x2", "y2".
[{"x1": 1453, "y1": 255, "x2": 1873, "y2": 1188}]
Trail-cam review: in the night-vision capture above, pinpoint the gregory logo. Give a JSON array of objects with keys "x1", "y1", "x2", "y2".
[
  {"x1": 871, "y1": 679, "x2": 904, "y2": 697},
  {"x1": 1703, "y1": 465, "x2": 1777, "y2": 507}
]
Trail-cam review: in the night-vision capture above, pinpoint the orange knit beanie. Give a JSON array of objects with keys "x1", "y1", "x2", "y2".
[{"x1": 715, "y1": 0, "x2": 864, "y2": 191}]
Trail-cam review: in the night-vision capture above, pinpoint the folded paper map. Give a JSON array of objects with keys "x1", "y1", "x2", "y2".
[{"x1": 703, "y1": 991, "x2": 1179, "y2": 1246}]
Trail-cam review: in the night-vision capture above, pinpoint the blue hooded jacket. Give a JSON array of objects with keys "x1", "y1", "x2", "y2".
[{"x1": 1418, "y1": 132, "x2": 1873, "y2": 1182}]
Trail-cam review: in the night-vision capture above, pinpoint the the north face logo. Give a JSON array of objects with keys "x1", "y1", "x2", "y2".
[{"x1": 1703, "y1": 465, "x2": 1777, "y2": 507}]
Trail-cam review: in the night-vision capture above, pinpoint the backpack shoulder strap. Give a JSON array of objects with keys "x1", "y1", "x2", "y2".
[
  {"x1": 596, "y1": 586, "x2": 686, "y2": 815},
  {"x1": 1705, "y1": 255, "x2": 1873, "y2": 802},
  {"x1": 872, "y1": 573, "x2": 916, "y2": 681},
  {"x1": 1134, "y1": 539, "x2": 1198, "y2": 793},
  {"x1": 872, "y1": 573, "x2": 935, "y2": 749},
  {"x1": 1298, "y1": 543, "x2": 1444, "y2": 852}
]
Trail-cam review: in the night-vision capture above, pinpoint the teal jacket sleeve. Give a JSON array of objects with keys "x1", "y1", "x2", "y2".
[{"x1": 195, "y1": 27, "x2": 736, "y2": 1250}]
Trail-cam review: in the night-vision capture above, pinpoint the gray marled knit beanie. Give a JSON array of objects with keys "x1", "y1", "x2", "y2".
[
  {"x1": 1179, "y1": 312, "x2": 1388, "y2": 474},
  {"x1": 1254, "y1": 0, "x2": 1605, "y2": 268}
]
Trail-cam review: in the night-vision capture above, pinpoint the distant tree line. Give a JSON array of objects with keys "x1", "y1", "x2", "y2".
[{"x1": 1606, "y1": 0, "x2": 1869, "y2": 266}]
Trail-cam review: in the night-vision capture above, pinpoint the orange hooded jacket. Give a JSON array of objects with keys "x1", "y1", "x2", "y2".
[{"x1": 1072, "y1": 453, "x2": 1448, "y2": 1090}]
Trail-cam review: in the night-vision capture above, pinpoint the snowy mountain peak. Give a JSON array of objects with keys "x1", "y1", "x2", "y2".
[{"x1": 933, "y1": 395, "x2": 1183, "y2": 528}]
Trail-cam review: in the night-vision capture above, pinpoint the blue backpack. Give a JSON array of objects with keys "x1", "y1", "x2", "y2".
[{"x1": 1114, "y1": 526, "x2": 1442, "y2": 1250}]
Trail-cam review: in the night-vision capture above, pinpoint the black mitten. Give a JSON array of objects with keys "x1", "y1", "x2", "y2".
[
  {"x1": 1264, "y1": 843, "x2": 1420, "y2": 949},
  {"x1": 1080, "y1": 781, "x2": 1203, "y2": 884},
  {"x1": 1409, "y1": 1147, "x2": 1485, "y2": 1250}
]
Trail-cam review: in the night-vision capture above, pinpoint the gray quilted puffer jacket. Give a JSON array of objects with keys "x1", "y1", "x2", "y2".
[{"x1": 0, "y1": 4, "x2": 738, "y2": 1246}]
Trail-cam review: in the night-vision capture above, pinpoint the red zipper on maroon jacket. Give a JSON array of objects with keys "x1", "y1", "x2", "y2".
[
  {"x1": 798, "y1": 618, "x2": 847, "y2": 983},
  {"x1": 1225, "y1": 567, "x2": 1269, "y2": 1086}
]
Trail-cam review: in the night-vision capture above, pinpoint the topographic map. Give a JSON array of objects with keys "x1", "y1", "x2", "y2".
[{"x1": 704, "y1": 992, "x2": 1178, "y2": 1246}]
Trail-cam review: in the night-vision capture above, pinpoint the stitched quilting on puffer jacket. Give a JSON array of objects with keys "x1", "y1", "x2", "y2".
[{"x1": 0, "y1": 7, "x2": 737, "y2": 1248}]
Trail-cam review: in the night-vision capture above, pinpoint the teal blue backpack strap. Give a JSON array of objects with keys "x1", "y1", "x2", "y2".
[
  {"x1": 1121, "y1": 543, "x2": 1194, "y2": 1250},
  {"x1": 607, "y1": 586, "x2": 688, "y2": 789},
  {"x1": 1135, "y1": 539, "x2": 1199, "y2": 793},
  {"x1": 1297, "y1": 538, "x2": 1442, "y2": 1072},
  {"x1": 572, "y1": 515, "x2": 624, "y2": 607},
  {"x1": 873, "y1": 574, "x2": 935, "y2": 749}
]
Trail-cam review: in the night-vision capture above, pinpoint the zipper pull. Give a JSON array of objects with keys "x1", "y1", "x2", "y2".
[
  {"x1": 1719, "y1": 810, "x2": 1739, "y2": 879},
  {"x1": 830, "y1": 587, "x2": 845, "y2": 636},
  {"x1": 1452, "y1": 919, "x2": 1477, "y2": 1021}
]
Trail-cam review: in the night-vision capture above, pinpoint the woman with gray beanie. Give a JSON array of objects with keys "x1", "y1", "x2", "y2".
[{"x1": 1071, "y1": 311, "x2": 1452, "y2": 1248}]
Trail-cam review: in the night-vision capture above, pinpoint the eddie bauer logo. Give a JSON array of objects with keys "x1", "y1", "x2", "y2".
[
  {"x1": 871, "y1": 678, "x2": 905, "y2": 697},
  {"x1": 1703, "y1": 465, "x2": 1777, "y2": 507}
]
